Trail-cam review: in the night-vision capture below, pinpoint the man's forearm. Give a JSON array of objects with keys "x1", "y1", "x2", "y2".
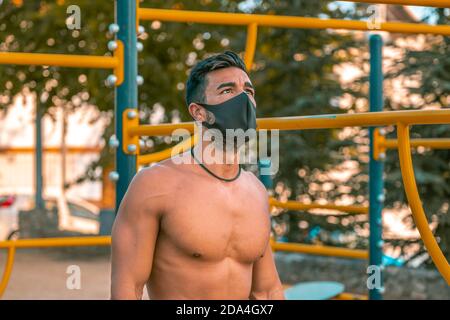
[
  {"x1": 249, "y1": 285, "x2": 285, "y2": 300},
  {"x1": 111, "y1": 281, "x2": 144, "y2": 300},
  {"x1": 268, "y1": 286, "x2": 285, "y2": 300}
]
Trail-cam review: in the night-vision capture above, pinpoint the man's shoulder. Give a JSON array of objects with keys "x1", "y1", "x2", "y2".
[
  {"x1": 123, "y1": 157, "x2": 191, "y2": 215},
  {"x1": 241, "y1": 168, "x2": 268, "y2": 196},
  {"x1": 240, "y1": 169, "x2": 270, "y2": 217},
  {"x1": 132, "y1": 153, "x2": 193, "y2": 186}
]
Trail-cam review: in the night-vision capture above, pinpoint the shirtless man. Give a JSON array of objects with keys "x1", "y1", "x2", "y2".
[{"x1": 111, "y1": 51, "x2": 284, "y2": 300}]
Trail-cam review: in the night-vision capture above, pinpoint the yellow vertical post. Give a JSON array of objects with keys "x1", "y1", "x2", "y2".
[
  {"x1": 244, "y1": 23, "x2": 258, "y2": 71},
  {"x1": 136, "y1": 0, "x2": 141, "y2": 34}
]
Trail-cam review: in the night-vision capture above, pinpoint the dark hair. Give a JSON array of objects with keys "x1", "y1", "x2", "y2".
[{"x1": 185, "y1": 51, "x2": 248, "y2": 106}]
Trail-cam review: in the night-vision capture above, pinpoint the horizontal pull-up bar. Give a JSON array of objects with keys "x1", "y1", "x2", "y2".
[
  {"x1": 373, "y1": 128, "x2": 450, "y2": 159},
  {"x1": 136, "y1": 135, "x2": 450, "y2": 166},
  {"x1": 271, "y1": 240, "x2": 369, "y2": 259},
  {"x1": 0, "y1": 41, "x2": 124, "y2": 85},
  {"x1": 124, "y1": 109, "x2": 450, "y2": 138},
  {"x1": 137, "y1": 134, "x2": 197, "y2": 166},
  {"x1": 138, "y1": 8, "x2": 450, "y2": 36},
  {"x1": 0, "y1": 52, "x2": 116, "y2": 68},
  {"x1": 269, "y1": 198, "x2": 368, "y2": 214},
  {"x1": 0, "y1": 236, "x2": 111, "y2": 249},
  {"x1": 383, "y1": 138, "x2": 450, "y2": 149},
  {"x1": 341, "y1": 0, "x2": 450, "y2": 8},
  {"x1": 0, "y1": 146, "x2": 102, "y2": 153},
  {"x1": 258, "y1": 109, "x2": 450, "y2": 130}
]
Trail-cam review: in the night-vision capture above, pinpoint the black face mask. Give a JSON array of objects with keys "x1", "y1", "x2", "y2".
[{"x1": 195, "y1": 91, "x2": 257, "y2": 135}]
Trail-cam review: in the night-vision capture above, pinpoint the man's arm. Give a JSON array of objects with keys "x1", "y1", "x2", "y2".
[
  {"x1": 250, "y1": 242, "x2": 285, "y2": 300},
  {"x1": 110, "y1": 169, "x2": 163, "y2": 300},
  {"x1": 247, "y1": 173, "x2": 285, "y2": 300}
]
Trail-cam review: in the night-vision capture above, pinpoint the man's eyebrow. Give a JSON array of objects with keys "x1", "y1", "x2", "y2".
[
  {"x1": 216, "y1": 82, "x2": 236, "y2": 90},
  {"x1": 215, "y1": 81, "x2": 255, "y2": 90},
  {"x1": 244, "y1": 81, "x2": 254, "y2": 90}
]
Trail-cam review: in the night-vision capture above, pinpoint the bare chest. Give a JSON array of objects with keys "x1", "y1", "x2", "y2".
[{"x1": 160, "y1": 179, "x2": 271, "y2": 263}]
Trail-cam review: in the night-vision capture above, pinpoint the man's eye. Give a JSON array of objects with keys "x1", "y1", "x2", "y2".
[
  {"x1": 246, "y1": 89, "x2": 255, "y2": 96},
  {"x1": 221, "y1": 89, "x2": 232, "y2": 94}
]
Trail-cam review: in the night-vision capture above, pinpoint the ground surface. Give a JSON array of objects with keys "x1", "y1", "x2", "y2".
[{"x1": 1, "y1": 249, "x2": 149, "y2": 300}]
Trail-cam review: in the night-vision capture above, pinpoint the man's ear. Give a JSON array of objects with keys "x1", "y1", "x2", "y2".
[{"x1": 188, "y1": 103, "x2": 207, "y2": 122}]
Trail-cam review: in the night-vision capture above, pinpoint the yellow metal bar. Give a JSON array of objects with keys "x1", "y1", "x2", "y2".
[
  {"x1": 127, "y1": 109, "x2": 450, "y2": 137},
  {"x1": 129, "y1": 121, "x2": 195, "y2": 137},
  {"x1": 383, "y1": 138, "x2": 450, "y2": 149},
  {"x1": 0, "y1": 236, "x2": 111, "y2": 249},
  {"x1": 373, "y1": 128, "x2": 387, "y2": 161},
  {"x1": 0, "y1": 42, "x2": 124, "y2": 85},
  {"x1": 122, "y1": 108, "x2": 140, "y2": 155},
  {"x1": 0, "y1": 246, "x2": 16, "y2": 298},
  {"x1": 137, "y1": 134, "x2": 198, "y2": 165},
  {"x1": 0, "y1": 147, "x2": 102, "y2": 153},
  {"x1": 397, "y1": 123, "x2": 450, "y2": 285},
  {"x1": 342, "y1": 0, "x2": 450, "y2": 8},
  {"x1": 138, "y1": 8, "x2": 450, "y2": 36},
  {"x1": 136, "y1": 0, "x2": 141, "y2": 33},
  {"x1": 0, "y1": 52, "x2": 119, "y2": 69},
  {"x1": 114, "y1": 40, "x2": 125, "y2": 86},
  {"x1": 244, "y1": 23, "x2": 258, "y2": 70},
  {"x1": 269, "y1": 198, "x2": 368, "y2": 214},
  {"x1": 373, "y1": 130, "x2": 450, "y2": 160},
  {"x1": 271, "y1": 241, "x2": 368, "y2": 259},
  {"x1": 257, "y1": 109, "x2": 450, "y2": 130}
]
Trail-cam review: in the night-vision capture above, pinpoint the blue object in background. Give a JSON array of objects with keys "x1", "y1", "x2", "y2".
[
  {"x1": 382, "y1": 254, "x2": 405, "y2": 267},
  {"x1": 306, "y1": 226, "x2": 321, "y2": 242},
  {"x1": 284, "y1": 281, "x2": 345, "y2": 300},
  {"x1": 258, "y1": 158, "x2": 273, "y2": 189}
]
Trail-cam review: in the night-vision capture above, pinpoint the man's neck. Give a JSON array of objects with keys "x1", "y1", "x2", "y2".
[{"x1": 192, "y1": 139, "x2": 240, "y2": 180}]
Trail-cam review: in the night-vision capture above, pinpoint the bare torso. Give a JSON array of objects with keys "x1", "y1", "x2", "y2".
[{"x1": 145, "y1": 152, "x2": 271, "y2": 299}]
